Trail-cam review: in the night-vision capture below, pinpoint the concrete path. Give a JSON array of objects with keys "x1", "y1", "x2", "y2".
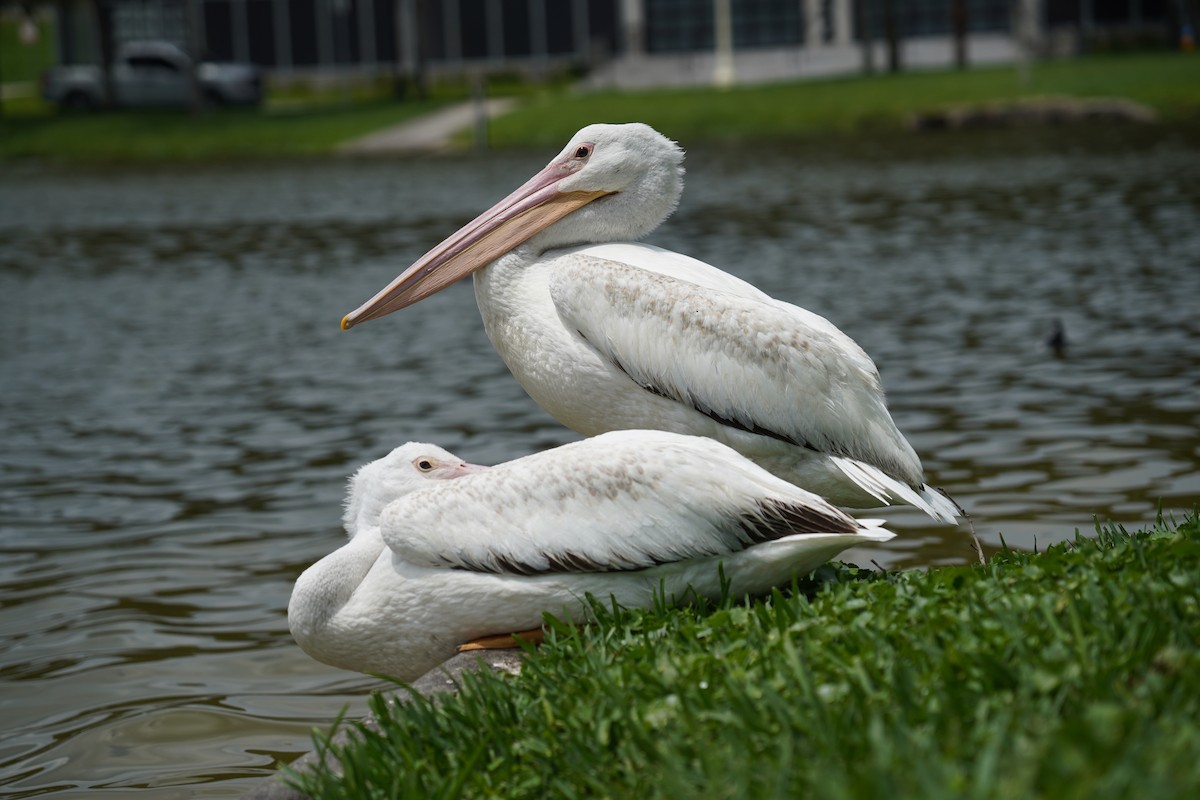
[
  {"x1": 336, "y1": 96, "x2": 519, "y2": 154},
  {"x1": 0, "y1": 81, "x2": 37, "y2": 99}
]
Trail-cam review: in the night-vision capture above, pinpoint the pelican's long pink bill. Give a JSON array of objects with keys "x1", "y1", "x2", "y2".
[{"x1": 341, "y1": 161, "x2": 609, "y2": 330}]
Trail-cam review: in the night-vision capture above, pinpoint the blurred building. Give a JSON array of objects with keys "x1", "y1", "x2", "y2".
[
  {"x1": 50, "y1": 0, "x2": 619, "y2": 75},
  {"x1": 48, "y1": 0, "x2": 1182, "y2": 84}
]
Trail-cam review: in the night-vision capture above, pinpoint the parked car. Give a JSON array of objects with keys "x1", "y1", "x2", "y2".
[{"x1": 41, "y1": 41, "x2": 263, "y2": 110}]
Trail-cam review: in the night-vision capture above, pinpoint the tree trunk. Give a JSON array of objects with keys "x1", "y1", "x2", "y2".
[
  {"x1": 952, "y1": 0, "x2": 968, "y2": 69},
  {"x1": 92, "y1": 0, "x2": 116, "y2": 108},
  {"x1": 185, "y1": 0, "x2": 205, "y2": 113},
  {"x1": 883, "y1": 0, "x2": 901, "y2": 73},
  {"x1": 394, "y1": 0, "x2": 428, "y2": 100},
  {"x1": 856, "y1": 0, "x2": 875, "y2": 74}
]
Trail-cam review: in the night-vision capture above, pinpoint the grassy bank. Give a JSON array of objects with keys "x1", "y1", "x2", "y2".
[
  {"x1": 485, "y1": 51, "x2": 1200, "y2": 148},
  {"x1": 3, "y1": 51, "x2": 1198, "y2": 162},
  {"x1": 0, "y1": 67, "x2": 561, "y2": 160},
  {"x1": 0, "y1": 98, "x2": 456, "y2": 161},
  {"x1": 288, "y1": 511, "x2": 1200, "y2": 799},
  {"x1": 0, "y1": 15, "x2": 55, "y2": 84}
]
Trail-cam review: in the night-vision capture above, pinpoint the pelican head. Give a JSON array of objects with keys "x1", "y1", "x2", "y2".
[
  {"x1": 342, "y1": 442, "x2": 487, "y2": 536},
  {"x1": 342, "y1": 123, "x2": 685, "y2": 329}
]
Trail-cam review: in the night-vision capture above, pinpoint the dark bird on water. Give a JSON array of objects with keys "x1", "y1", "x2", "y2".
[{"x1": 1047, "y1": 319, "x2": 1068, "y2": 358}]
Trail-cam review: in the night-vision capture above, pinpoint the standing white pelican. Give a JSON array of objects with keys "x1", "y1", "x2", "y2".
[
  {"x1": 341, "y1": 123, "x2": 960, "y2": 523},
  {"x1": 288, "y1": 430, "x2": 894, "y2": 680}
]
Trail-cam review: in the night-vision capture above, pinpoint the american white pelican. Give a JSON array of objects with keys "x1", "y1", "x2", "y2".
[
  {"x1": 342, "y1": 123, "x2": 960, "y2": 523},
  {"x1": 288, "y1": 430, "x2": 894, "y2": 680}
]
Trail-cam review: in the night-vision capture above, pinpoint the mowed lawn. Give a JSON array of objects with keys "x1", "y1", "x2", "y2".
[
  {"x1": 485, "y1": 50, "x2": 1200, "y2": 147},
  {"x1": 2, "y1": 51, "x2": 1198, "y2": 161}
]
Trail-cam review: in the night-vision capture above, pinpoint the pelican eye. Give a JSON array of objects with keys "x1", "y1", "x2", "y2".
[
  {"x1": 415, "y1": 458, "x2": 436, "y2": 472},
  {"x1": 575, "y1": 145, "x2": 591, "y2": 159}
]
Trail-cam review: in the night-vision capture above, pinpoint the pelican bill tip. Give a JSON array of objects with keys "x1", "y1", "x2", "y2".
[{"x1": 340, "y1": 314, "x2": 355, "y2": 331}]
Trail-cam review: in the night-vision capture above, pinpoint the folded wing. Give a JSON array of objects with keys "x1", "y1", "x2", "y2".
[
  {"x1": 380, "y1": 431, "x2": 867, "y2": 576},
  {"x1": 548, "y1": 255, "x2": 924, "y2": 486}
]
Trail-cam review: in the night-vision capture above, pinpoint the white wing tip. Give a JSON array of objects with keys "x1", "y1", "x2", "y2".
[
  {"x1": 855, "y1": 519, "x2": 897, "y2": 542},
  {"x1": 832, "y1": 457, "x2": 962, "y2": 525},
  {"x1": 916, "y1": 485, "x2": 964, "y2": 525}
]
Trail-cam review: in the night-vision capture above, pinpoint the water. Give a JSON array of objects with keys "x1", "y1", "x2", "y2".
[{"x1": 1, "y1": 125, "x2": 1198, "y2": 796}]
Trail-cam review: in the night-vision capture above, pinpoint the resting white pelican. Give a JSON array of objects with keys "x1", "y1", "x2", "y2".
[
  {"x1": 288, "y1": 430, "x2": 894, "y2": 680},
  {"x1": 341, "y1": 123, "x2": 960, "y2": 523}
]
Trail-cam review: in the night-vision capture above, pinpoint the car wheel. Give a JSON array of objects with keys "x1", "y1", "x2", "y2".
[{"x1": 61, "y1": 91, "x2": 95, "y2": 112}]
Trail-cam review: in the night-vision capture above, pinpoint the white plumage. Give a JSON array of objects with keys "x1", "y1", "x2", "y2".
[
  {"x1": 343, "y1": 123, "x2": 960, "y2": 522},
  {"x1": 288, "y1": 430, "x2": 894, "y2": 680}
]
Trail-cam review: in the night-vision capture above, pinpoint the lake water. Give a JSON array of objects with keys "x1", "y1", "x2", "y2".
[{"x1": 1, "y1": 125, "x2": 1198, "y2": 797}]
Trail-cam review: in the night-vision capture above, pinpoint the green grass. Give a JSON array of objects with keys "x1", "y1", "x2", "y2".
[
  {"x1": 287, "y1": 510, "x2": 1200, "y2": 799},
  {"x1": 1, "y1": 15, "x2": 55, "y2": 84},
  {"x1": 0, "y1": 72, "x2": 568, "y2": 161},
  {"x1": 484, "y1": 50, "x2": 1200, "y2": 148},
  {"x1": 4, "y1": 50, "x2": 1198, "y2": 161},
  {"x1": 0, "y1": 98, "x2": 456, "y2": 160}
]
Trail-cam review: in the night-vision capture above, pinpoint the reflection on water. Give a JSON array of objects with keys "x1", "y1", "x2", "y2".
[{"x1": 1, "y1": 126, "x2": 1198, "y2": 796}]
